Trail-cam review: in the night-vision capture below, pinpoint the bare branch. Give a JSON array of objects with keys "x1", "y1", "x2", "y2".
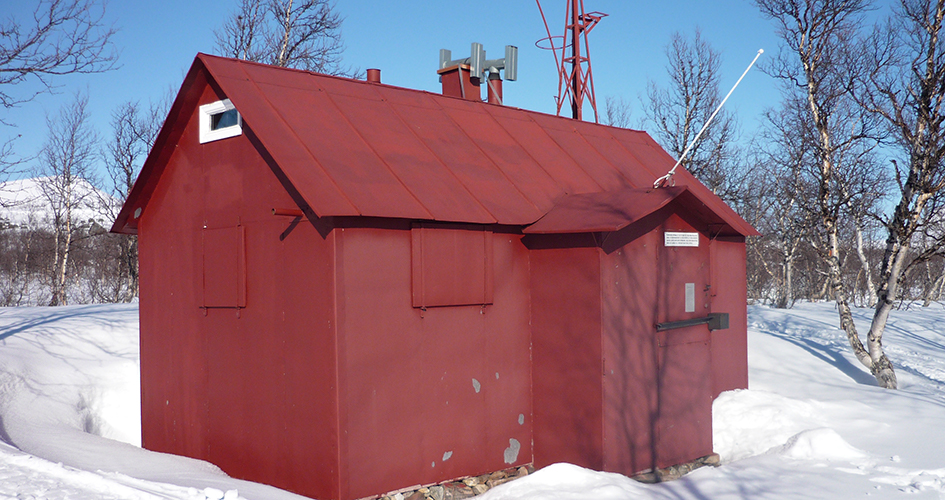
[
  {"x1": 603, "y1": 96, "x2": 632, "y2": 129},
  {"x1": 642, "y1": 29, "x2": 739, "y2": 199},
  {"x1": 0, "y1": 0, "x2": 118, "y2": 110},
  {"x1": 213, "y1": 0, "x2": 355, "y2": 77}
]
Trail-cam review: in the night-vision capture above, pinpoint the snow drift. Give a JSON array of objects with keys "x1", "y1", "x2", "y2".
[{"x1": 0, "y1": 302, "x2": 944, "y2": 499}]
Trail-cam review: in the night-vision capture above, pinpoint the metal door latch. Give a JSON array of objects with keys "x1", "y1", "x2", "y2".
[{"x1": 656, "y1": 312, "x2": 729, "y2": 332}]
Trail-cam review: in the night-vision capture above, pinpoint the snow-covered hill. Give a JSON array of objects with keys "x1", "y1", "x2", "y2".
[
  {"x1": 0, "y1": 176, "x2": 114, "y2": 229},
  {"x1": 0, "y1": 302, "x2": 943, "y2": 499}
]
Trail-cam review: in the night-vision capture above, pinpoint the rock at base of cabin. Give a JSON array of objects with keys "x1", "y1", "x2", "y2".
[
  {"x1": 428, "y1": 485, "x2": 445, "y2": 500},
  {"x1": 632, "y1": 453, "x2": 722, "y2": 483},
  {"x1": 378, "y1": 464, "x2": 535, "y2": 500},
  {"x1": 444, "y1": 483, "x2": 475, "y2": 499}
]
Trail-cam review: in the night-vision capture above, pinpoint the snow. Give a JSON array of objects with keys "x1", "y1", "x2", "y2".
[
  {"x1": 0, "y1": 304, "x2": 309, "y2": 500},
  {"x1": 0, "y1": 176, "x2": 112, "y2": 228},
  {"x1": 1, "y1": 302, "x2": 945, "y2": 499},
  {"x1": 486, "y1": 303, "x2": 945, "y2": 500}
]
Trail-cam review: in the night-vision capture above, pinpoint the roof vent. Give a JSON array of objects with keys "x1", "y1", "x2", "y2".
[{"x1": 367, "y1": 68, "x2": 381, "y2": 83}]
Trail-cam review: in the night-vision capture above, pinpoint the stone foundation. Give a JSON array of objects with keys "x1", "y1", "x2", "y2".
[
  {"x1": 374, "y1": 466, "x2": 534, "y2": 500},
  {"x1": 372, "y1": 454, "x2": 721, "y2": 500},
  {"x1": 631, "y1": 454, "x2": 721, "y2": 483}
]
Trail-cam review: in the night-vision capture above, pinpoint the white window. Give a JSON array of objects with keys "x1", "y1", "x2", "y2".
[{"x1": 199, "y1": 99, "x2": 242, "y2": 144}]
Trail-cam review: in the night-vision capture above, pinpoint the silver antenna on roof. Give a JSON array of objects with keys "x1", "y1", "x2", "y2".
[{"x1": 653, "y1": 49, "x2": 764, "y2": 189}]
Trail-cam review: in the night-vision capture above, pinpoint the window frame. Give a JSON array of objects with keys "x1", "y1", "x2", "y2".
[{"x1": 199, "y1": 98, "x2": 242, "y2": 144}]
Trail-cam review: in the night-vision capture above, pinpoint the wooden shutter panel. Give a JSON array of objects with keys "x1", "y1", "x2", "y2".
[
  {"x1": 201, "y1": 225, "x2": 246, "y2": 308},
  {"x1": 411, "y1": 223, "x2": 494, "y2": 308}
]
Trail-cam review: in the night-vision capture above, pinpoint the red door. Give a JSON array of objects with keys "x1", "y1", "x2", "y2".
[{"x1": 655, "y1": 216, "x2": 713, "y2": 468}]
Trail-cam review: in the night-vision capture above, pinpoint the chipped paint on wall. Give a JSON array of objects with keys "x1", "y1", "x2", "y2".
[{"x1": 504, "y1": 438, "x2": 521, "y2": 464}]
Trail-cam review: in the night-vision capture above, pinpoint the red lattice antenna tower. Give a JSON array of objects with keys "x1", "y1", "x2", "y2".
[{"x1": 536, "y1": 0, "x2": 607, "y2": 122}]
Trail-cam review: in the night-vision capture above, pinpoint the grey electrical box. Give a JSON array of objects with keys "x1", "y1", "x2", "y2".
[{"x1": 707, "y1": 313, "x2": 729, "y2": 331}]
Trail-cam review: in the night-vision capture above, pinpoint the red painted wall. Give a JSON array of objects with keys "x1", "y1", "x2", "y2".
[
  {"x1": 709, "y1": 237, "x2": 749, "y2": 396},
  {"x1": 138, "y1": 84, "x2": 340, "y2": 499},
  {"x1": 600, "y1": 229, "x2": 659, "y2": 474},
  {"x1": 334, "y1": 226, "x2": 532, "y2": 499},
  {"x1": 530, "y1": 244, "x2": 603, "y2": 471}
]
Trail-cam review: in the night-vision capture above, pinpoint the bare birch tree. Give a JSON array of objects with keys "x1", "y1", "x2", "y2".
[
  {"x1": 603, "y1": 96, "x2": 633, "y2": 129},
  {"x1": 753, "y1": 0, "x2": 900, "y2": 388},
  {"x1": 854, "y1": 0, "x2": 945, "y2": 377},
  {"x1": 840, "y1": 153, "x2": 887, "y2": 307},
  {"x1": 0, "y1": 139, "x2": 25, "y2": 203},
  {"x1": 754, "y1": 97, "x2": 819, "y2": 307},
  {"x1": 643, "y1": 30, "x2": 739, "y2": 201},
  {"x1": 96, "y1": 100, "x2": 162, "y2": 302},
  {"x1": 213, "y1": 0, "x2": 268, "y2": 63},
  {"x1": 213, "y1": 0, "x2": 353, "y2": 76},
  {"x1": 35, "y1": 92, "x2": 98, "y2": 306}
]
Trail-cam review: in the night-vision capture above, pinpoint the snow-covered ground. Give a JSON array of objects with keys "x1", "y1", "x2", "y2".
[
  {"x1": 0, "y1": 304, "x2": 308, "y2": 500},
  {"x1": 0, "y1": 302, "x2": 943, "y2": 499}
]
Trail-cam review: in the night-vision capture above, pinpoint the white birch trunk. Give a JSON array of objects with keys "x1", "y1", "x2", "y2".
[
  {"x1": 854, "y1": 223, "x2": 878, "y2": 307},
  {"x1": 275, "y1": 0, "x2": 293, "y2": 67},
  {"x1": 929, "y1": 270, "x2": 945, "y2": 305}
]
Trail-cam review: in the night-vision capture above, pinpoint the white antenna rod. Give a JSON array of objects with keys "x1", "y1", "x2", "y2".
[{"x1": 653, "y1": 48, "x2": 764, "y2": 189}]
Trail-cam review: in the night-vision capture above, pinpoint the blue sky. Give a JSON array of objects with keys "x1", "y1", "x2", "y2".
[{"x1": 2, "y1": 0, "x2": 800, "y2": 183}]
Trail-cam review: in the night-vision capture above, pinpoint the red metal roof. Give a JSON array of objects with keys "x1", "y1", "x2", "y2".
[
  {"x1": 524, "y1": 186, "x2": 755, "y2": 236},
  {"x1": 113, "y1": 54, "x2": 756, "y2": 236},
  {"x1": 524, "y1": 187, "x2": 684, "y2": 234}
]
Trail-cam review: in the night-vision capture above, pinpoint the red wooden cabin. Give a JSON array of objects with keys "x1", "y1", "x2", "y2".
[{"x1": 112, "y1": 53, "x2": 755, "y2": 500}]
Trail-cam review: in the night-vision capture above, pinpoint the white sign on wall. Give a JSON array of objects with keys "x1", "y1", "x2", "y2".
[
  {"x1": 685, "y1": 283, "x2": 696, "y2": 312},
  {"x1": 664, "y1": 232, "x2": 700, "y2": 247}
]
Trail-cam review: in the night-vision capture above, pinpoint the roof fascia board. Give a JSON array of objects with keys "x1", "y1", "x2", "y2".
[
  {"x1": 677, "y1": 183, "x2": 759, "y2": 237},
  {"x1": 110, "y1": 57, "x2": 211, "y2": 234}
]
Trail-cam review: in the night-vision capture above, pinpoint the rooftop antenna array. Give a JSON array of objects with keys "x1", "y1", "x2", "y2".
[
  {"x1": 536, "y1": 0, "x2": 607, "y2": 122},
  {"x1": 439, "y1": 43, "x2": 518, "y2": 104}
]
